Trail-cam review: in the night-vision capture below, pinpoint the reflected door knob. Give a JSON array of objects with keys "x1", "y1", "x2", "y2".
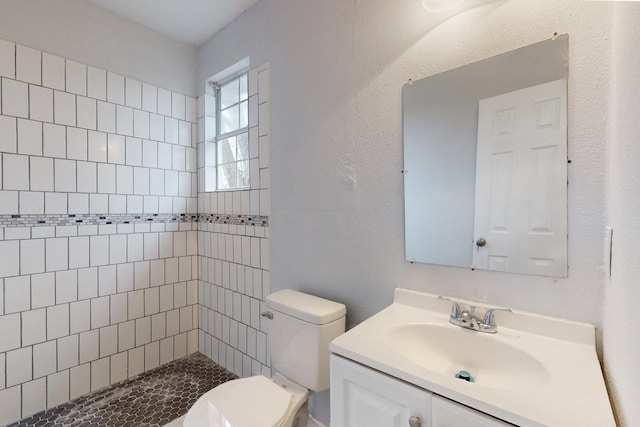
[
  {"x1": 409, "y1": 416, "x2": 421, "y2": 427},
  {"x1": 476, "y1": 238, "x2": 487, "y2": 247}
]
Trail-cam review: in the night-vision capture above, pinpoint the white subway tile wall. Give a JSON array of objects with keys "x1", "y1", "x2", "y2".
[
  {"x1": 197, "y1": 64, "x2": 271, "y2": 379},
  {"x1": 0, "y1": 51, "x2": 198, "y2": 218},
  {"x1": 0, "y1": 39, "x2": 199, "y2": 426}
]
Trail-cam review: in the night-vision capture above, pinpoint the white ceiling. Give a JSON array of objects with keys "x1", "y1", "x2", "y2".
[{"x1": 85, "y1": 0, "x2": 261, "y2": 46}]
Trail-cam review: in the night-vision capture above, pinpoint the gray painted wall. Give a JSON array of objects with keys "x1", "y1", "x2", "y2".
[
  {"x1": 199, "y1": 0, "x2": 610, "y2": 332},
  {"x1": 198, "y1": 0, "x2": 614, "y2": 422},
  {"x1": 603, "y1": 3, "x2": 640, "y2": 426}
]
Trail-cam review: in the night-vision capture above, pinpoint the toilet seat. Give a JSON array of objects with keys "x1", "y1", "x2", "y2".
[{"x1": 184, "y1": 375, "x2": 305, "y2": 427}]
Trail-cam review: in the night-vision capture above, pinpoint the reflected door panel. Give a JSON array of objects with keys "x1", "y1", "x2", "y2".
[{"x1": 473, "y1": 79, "x2": 567, "y2": 277}]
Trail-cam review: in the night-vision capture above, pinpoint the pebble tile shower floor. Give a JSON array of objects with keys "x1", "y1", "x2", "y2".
[{"x1": 8, "y1": 353, "x2": 237, "y2": 427}]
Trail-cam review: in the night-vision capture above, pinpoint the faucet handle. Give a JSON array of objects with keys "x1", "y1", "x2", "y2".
[
  {"x1": 482, "y1": 308, "x2": 512, "y2": 326},
  {"x1": 438, "y1": 296, "x2": 462, "y2": 318}
]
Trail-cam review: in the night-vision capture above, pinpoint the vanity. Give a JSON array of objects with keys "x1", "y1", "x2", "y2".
[{"x1": 329, "y1": 289, "x2": 615, "y2": 427}]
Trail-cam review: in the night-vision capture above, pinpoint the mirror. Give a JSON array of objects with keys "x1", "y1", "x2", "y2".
[{"x1": 403, "y1": 36, "x2": 568, "y2": 277}]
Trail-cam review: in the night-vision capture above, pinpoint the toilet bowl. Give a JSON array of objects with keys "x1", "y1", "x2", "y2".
[
  {"x1": 183, "y1": 374, "x2": 309, "y2": 427},
  {"x1": 184, "y1": 289, "x2": 347, "y2": 427}
]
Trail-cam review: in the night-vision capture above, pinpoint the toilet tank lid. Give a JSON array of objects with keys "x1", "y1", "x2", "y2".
[{"x1": 266, "y1": 289, "x2": 346, "y2": 324}]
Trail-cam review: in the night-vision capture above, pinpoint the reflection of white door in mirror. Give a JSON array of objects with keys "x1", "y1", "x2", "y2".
[{"x1": 473, "y1": 79, "x2": 567, "y2": 277}]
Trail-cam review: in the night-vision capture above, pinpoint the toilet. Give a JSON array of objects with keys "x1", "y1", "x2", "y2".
[{"x1": 184, "y1": 289, "x2": 347, "y2": 427}]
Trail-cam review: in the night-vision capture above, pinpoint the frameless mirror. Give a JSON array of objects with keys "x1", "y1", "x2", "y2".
[{"x1": 403, "y1": 36, "x2": 568, "y2": 277}]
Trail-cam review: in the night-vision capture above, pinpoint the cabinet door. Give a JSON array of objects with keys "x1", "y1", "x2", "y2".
[
  {"x1": 432, "y1": 395, "x2": 515, "y2": 427},
  {"x1": 331, "y1": 355, "x2": 431, "y2": 427}
]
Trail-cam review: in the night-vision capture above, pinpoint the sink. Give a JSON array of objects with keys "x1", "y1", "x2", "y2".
[
  {"x1": 330, "y1": 289, "x2": 616, "y2": 426},
  {"x1": 386, "y1": 323, "x2": 550, "y2": 389}
]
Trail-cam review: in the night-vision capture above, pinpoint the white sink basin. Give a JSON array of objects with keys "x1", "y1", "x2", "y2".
[
  {"x1": 386, "y1": 323, "x2": 549, "y2": 390},
  {"x1": 330, "y1": 288, "x2": 615, "y2": 427}
]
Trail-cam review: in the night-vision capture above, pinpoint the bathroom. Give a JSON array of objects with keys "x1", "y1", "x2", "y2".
[{"x1": 0, "y1": 0, "x2": 638, "y2": 425}]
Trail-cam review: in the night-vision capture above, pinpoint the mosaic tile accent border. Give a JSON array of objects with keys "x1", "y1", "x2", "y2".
[
  {"x1": 0, "y1": 213, "x2": 269, "y2": 228},
  {"x1": 197, "y1": 213, "x2": 269, "y2": 227},
  {"x1": 9, "y1": 353, "x2": 237, "y2": 427}
]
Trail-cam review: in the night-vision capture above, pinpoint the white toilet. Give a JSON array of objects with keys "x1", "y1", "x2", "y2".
[{"x1": 184, "y1": 289, "x2": 346, "y2": 427}]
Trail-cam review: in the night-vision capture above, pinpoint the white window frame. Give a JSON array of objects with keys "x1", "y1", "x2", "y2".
[{"x1": 204, "y1": 59, "x2": 251, "y2": 192}]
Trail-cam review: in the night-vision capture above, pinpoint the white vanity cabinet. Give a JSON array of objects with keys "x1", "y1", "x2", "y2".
[
  {"x1": 331, "y1": 355, "x2": 514, "y2": 427},
  {"x1": 331, "y1": 354, "x2": 431, "y2": 427},
  {"x1": 431, "y1": 395, "x2": 514, "y2": 427}
]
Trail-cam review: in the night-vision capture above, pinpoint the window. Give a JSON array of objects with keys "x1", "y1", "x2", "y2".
[{"x1": 204, "y1": 69, "x2": 250, "y2": 191}]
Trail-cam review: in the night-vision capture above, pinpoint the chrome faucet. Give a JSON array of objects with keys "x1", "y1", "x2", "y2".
[{"x1": 438, "y1": 296, "x2": 512, "y2": 334}]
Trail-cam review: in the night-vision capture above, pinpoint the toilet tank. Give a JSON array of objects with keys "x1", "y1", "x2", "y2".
[{"x1": 265, "y1": 289, "x2": 346, "y2": 392}]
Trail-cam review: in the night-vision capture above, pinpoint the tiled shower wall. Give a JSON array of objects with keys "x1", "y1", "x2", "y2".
[
  {"x1": 197, "y1": 64, "x2": 272, "y2": 378},
  {"x1": 0, "y1": 38, "x2": 200, "y2": 425}
]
